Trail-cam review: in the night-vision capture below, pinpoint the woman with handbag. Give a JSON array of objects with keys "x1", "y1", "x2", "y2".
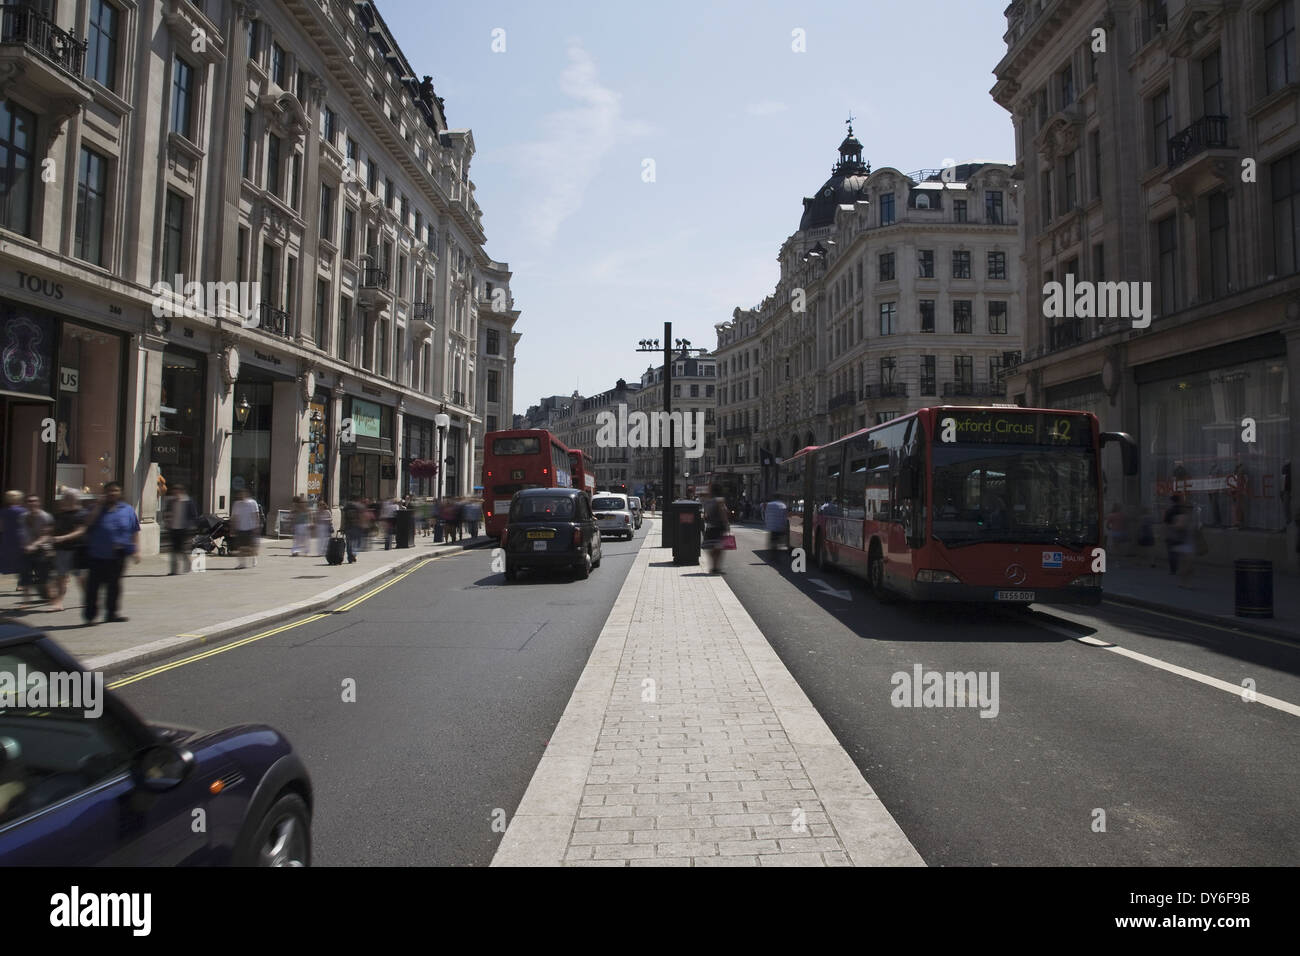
[
  {"x1": 49, "y1": 491, "x2": 88, "y2": 612},
  {"x1": 703, "y1": 484, "x2": 731, "y2": 575}
]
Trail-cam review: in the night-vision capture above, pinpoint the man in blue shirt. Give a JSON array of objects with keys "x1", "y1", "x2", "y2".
[{"x1": 83, "y1": 482, "x2": 140, "y2": 625}]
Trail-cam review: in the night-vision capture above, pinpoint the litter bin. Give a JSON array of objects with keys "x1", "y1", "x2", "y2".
[
  {"x1": 670, "y1": 499, "x2": 702, "y2": 565},
  {"x1": 1234, "y1": 559, "x2": 1273, "y2": 618},
  {"x1": 394, "y1": 509, "x2": 415, "y2": 549}
]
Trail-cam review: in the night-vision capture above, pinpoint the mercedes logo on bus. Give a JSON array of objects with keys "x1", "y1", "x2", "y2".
[{"x1": 1005, "y1": 564, "x2": 1028, "y2": 585}]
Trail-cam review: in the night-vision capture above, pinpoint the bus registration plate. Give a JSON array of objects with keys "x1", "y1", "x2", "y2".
[{"x1": 995, "y1": 590, "x2": 1035, "y2": 602}]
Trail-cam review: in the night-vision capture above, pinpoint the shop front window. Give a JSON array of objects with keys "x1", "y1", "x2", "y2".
[
  {"x1": 230, "y1": 381, "x2": 273, "y2": 515},
  {"x1": 1139, "y1": 356, "x2": 1289, "y2": 531},
  {"x1": 56, "y1": 322, "x2": 124, "y2": 497},
  {"x1": 158, "y1": 347, "x2": 206, "y2": 513}
]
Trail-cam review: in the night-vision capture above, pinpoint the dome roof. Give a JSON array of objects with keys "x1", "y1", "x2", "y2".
[{"x1": 799, "y1": 125, "x2": 871, "y2": 231}]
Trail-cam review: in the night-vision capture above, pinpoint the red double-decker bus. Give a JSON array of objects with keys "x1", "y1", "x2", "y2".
[
  {"x1": 568, "y1": 448, "x2": 596, "y2": 497},
  {"x1": 483, "y1": 429, "x2": 573, "y2": 539},
  {"x1": 797, "y1": 406, "x2": 1135, "y2": 605}
]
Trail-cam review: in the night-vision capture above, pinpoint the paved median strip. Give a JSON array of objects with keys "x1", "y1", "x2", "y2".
[{"x1": 493, "y1": 519, "x2": 924, "y2": 867}]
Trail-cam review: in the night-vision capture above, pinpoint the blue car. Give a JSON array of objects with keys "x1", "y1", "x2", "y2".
[{"x1": 0, "y1": 623, "x2": 312, "y2": 866}]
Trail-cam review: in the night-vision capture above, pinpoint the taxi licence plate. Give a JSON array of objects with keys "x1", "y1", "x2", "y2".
[
  {"x1": 533, "y1": 541, "x2": 547, "y2": 551},
  {"x1": 995, "y1": 590, "x2": 1035, "y2": 602},
  {"x1": 527, "y1": 530, "x2": 555, "y2": 539}
]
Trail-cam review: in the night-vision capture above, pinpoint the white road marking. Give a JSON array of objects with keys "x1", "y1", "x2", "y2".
[{"x1": 1033, "y1": 617, "x2": 1300, "y2": 718}]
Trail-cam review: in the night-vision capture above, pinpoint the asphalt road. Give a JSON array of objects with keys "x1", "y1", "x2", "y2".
[
  {"x1": 112, "y1": 528, "x2": 648, "y2": 866},
  {"x1": 719, "y1": 525, "x2": 1300, "y2": 866}
]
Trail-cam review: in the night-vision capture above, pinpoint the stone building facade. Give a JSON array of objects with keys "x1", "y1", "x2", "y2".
[{"x1": 992, "y1": 0, "x2": 1299, "y2": 568}]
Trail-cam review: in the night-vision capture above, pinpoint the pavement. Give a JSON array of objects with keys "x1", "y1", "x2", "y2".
[
  {"x1": 492, "y1": 520, "x2": 925, "y2": 866},
  {"x1": 0, "y1": 529, "x2": 491, "y2": 675}
]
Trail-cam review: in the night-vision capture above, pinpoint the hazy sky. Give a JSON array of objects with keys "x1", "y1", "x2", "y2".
[{"x1": 377, "y1": 0, "x2": 1016, "y2": 415}]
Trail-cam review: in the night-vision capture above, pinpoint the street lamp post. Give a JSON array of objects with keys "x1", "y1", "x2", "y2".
[{"x1": 434, "y1": 412, "x2": 450, "y2": 505}]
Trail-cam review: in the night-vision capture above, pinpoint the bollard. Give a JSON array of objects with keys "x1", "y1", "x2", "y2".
[{"x1": 1234, "y1": 559, "x2": 1273, "y2": 619}]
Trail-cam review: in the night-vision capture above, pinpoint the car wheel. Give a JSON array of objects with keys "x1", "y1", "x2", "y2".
[
  {"x1": 575, "y1": 553, "x2": 590, "y2": 579},
  {"x1": 240, "y1": 792, "x2": 310, "y2": 867}
]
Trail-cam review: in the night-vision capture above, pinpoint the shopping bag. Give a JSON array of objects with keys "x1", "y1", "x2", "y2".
[{"x1": 721, "y1": 534, "x2": 736, "y2": 550}]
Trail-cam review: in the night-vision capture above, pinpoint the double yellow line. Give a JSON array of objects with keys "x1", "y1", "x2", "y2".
[{"x1": 108, "y1": 552, "x2": 466, "y2": 690}]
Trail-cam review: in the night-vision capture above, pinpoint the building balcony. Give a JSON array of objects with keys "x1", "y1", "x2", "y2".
[
  {"x1": 862, "y1": 382, "x2": 908, "y2": 399},
  {"x1": 452, "y1": 389, "x2": 465, "y2": 406},
  {"x1": 1165, "y1": 114, "x2": 1233, "y2": 195},
  {"x1": 256, "y1": 304, "x2": 292, "y2": 339},
  {"x1": 942, "y1": 381, "x2": 1002, "y2": 399},
  {"x1": 0, "y1": 3, "x2": 92, "y2": 118},
  {"x1": 827, "y1": 389, "x2": 857, "y2": 411},
  {"x1": 411, "y1": 301, "x2": 434, "y2": 320},
  {"x1": 358, "y1": 266, "x2": 392, "y2": 311}
]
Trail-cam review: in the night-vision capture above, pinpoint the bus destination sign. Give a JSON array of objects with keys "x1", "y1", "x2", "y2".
[{"x1": 938, "y1": 411, "x2": 1090, "y2": 446}]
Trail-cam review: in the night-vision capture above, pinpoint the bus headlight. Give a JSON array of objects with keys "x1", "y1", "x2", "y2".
[
  {"x1": 916, "y1": 570, "x2": 961, "y2": 584},
  {"x1": 1068, "y1": 574, "x2": 1100, "y2": 587}
]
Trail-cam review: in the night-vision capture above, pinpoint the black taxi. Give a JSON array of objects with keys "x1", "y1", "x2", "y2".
[{"x1": 503, "y1": 487, "x2": 603, "y2": 581}]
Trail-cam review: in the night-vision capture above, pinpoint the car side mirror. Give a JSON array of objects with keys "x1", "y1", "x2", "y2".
[{"x1": 130, "y1": 743, "x2": 195, "y2": 793}]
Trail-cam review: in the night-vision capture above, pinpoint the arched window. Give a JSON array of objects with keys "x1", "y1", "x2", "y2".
[{"x1": 915, "y1": 193, "x2": 930, "y2": 209}]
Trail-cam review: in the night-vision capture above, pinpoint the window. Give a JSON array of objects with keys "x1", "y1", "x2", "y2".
[
  {"x1": 0, "y1": 101, "x2": 34, "y2": 236},
  {"x1": 954, "y1": 199, "x2": 968, "y2": 222},
  {"x1": 705, "y1": 384, "x2": 714, "y2": 397},
  {"x1": 1201, "y1": 49, "x2": 1223, "y2": 116},
  {"x1": 486, "y1": 328, "x2": 500, "y2": 355},
  {"x1": 487, "y1": 369, "x2": 499, "y2": 403},
  {"x1": 690, "y1": 384, "x2": 699, "y2": 397},
  {"x1": 1092, "y1": 242, "x2": 1105, "y2": 281},
  {"x1": 1063, "y1": 150, "x2": 1078, "y2": 211},
  {"x1": 920, "y1": 300, "x2": 935, "y2": 333},
  {"x1": 236, "y1": 226, "x2": 247, "y2": 282},
  {"x1": 314, "y1": 279, "x2": 329, "y2": 347},
  {"x1": 1265, "y1": 1, "x2": 1296, "y2": 95},
  {"x1": 321, "y1": 105, "x2": 336, "y2": 146},
  {"x1": 985, "y1": 190, "x2": 1003, "y2": 224},
  {"x1": 954, "y1": 355, "x2": 974, "y2": 389},
  {"x1": 920, "y1": 355, "x2": 936, "y2": 396},
  {"x1": 1150, "y1": 87, "x2": 1171, "y2": 167},
  {"x1": 880, "y1": 356, "x2": 896, "y2": 386},
  {"x1": 87, "y1": 0, "x2": 119, "y2": 91},
  {"x1": 385, "y1": 177, "x2": 395, "y2": 210},
  {"x1": 271, "y1": 43, "x2": 287, "y2": 88},
  {"x1": 1156, "y1": 215, "x2": 1178, "y2": 314},
  {"x1": 319, "y1": 184, "x2": 333, "y2": 240},
  {"x1": 1142, "y1": 0, "x2": 1168, "y2": 44},
  {"x1": 989, "y1": 355, "x2": 1005, "y2": 385},
  {"x1": 952, "y1": 250, "x2": 971, "y2": 279},
  {"x1": 1040, "y1": 169, "x2": 1052, "y2": 223},
  {"x1": 171, "y1": 58, "x2": 194, "y2": 139},
  {"x1": 1059, "y1": 61, "x2": 1075, "y2": 108},
  {"x1": 880, "y1": 193, "x2": 895, "y2": 225},
  {"x1": 285, "y1": 255, "x2": 297, "y2": 323},
  {"x1": 260, "y1": 243, "x2": 277, "y2": 307},
  {"x1": 290, "y1": 152, "x2": 301, "y2": 210},
  {"x1": 162, "y1": 191, "x2": 185, "y2": 278},
  {"x1": 879, "y1": 302, "x2": 897, "y2": 335},
  {"x1": 242, "y1": 110, "x2": 253, "y2": 180},
  {"x1": 74, "y1": 147, "x2": 108, "y2": 266},
  {"x1": 1273, "y1": 152, "x2": 1300, "y2": 275},
  {"x1": 988, "y1": 301, "x2": 1008, "y2": 334},
  {"x1": 953, "y1": 300, "x2": 973, "y2": 333},
  {"x1": 1208, "y1": 192, "x2": 1230, "y2": 297},
  {"x1": 266, "y1": 134, "x2": 281, "y2": 196},
  {"x1": 1090, "y1": 129, "x2": 1102, "y2": 199},
  {"x1": 342, "y1": 207, "x2": 355, "y2": 262},
  {"x1": 246, "y1": 18, "x2": 258, "y2": 61},
  {"x1": 878, "y1": 251, "x2": 895, "y2": 281},
  {"x1": 400, "y1": 194, "x2": 409, "y2": 225},
  {"x1": 988, "y1": 251, "x2": 1007, "y2": 280},
  {"x1": 346, "y1": 136, "x2": 358, "y2": 172},
  {"x1": 337, "y1": 295, "x2": 350, "y2": 361},
  {"x1": 487, "y1": 415, "x2": 498, "y2": 432},
  {"x1": 918, "y1": 249, "x2": 935, "y2": 277},
  {"x1": 296, "y1": 69, "x2": 308, "y2": 105},
  {"x1": 366, "y1": 157, "x2": 377, "y2": 193}
]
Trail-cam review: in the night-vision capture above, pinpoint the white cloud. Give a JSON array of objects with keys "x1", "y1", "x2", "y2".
[
  {"x1": 511, "y1": 42, "x2": 647, "y2": 246},
  {"x1": 745, "y1": 100, "x2": 788, "y2": 116}
]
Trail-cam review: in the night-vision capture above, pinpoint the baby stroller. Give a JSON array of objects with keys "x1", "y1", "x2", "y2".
[{"x1": 193, "y1": 514, "x2": 231, "y2": 555}]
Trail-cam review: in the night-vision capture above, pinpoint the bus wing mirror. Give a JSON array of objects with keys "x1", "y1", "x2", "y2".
[{"x1": 1100, "y1": 431, "x2": 1138, "y2": 476}]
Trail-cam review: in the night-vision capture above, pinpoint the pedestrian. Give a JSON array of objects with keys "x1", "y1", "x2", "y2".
[
  {"x1": 1163, "y1": 495, "x2": 1187, "y2": 575},
  {"x1": 82, "y1": 481, "x2": 140, "y2": 625},
  {"x1": 439, "y1": 498, "x2": 458, "y2": 542},
  {"x1": 231, "y1": 488, "x2": 262, "y2": 569},
  {"x1": 764, "y1": 494, "x2": 789, "y2": 551},
  {"x1": 380, "y1": 496, "x2": 397, "y2": 550},
  {"x1": 466, "y1": 498, "x2": 482, "y2": 539},
  {"x1": 312, "y1": 500, "x2": 332, "y2": 555},
  {"x1": 702, "y1": 484, "x2": 731, "y2": 574},
  {"x1": 49, "y1": 490, "x2": 88, "y2": 612},
  {"x1": 0, "y1": 490, "x2": 26, "y2": 593},
  {"x1": 343, "y1": 495, "x2": 364, "y2": 563},
  {"x1": 21, "y1": 494, "x2": 54, "y2": 604},
  {"x1": 164, "y1": 483, "x2": 199, "y2": 574},
  {"x1": 291, "y1": 495, "x2": 311, "y2": 557}
]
